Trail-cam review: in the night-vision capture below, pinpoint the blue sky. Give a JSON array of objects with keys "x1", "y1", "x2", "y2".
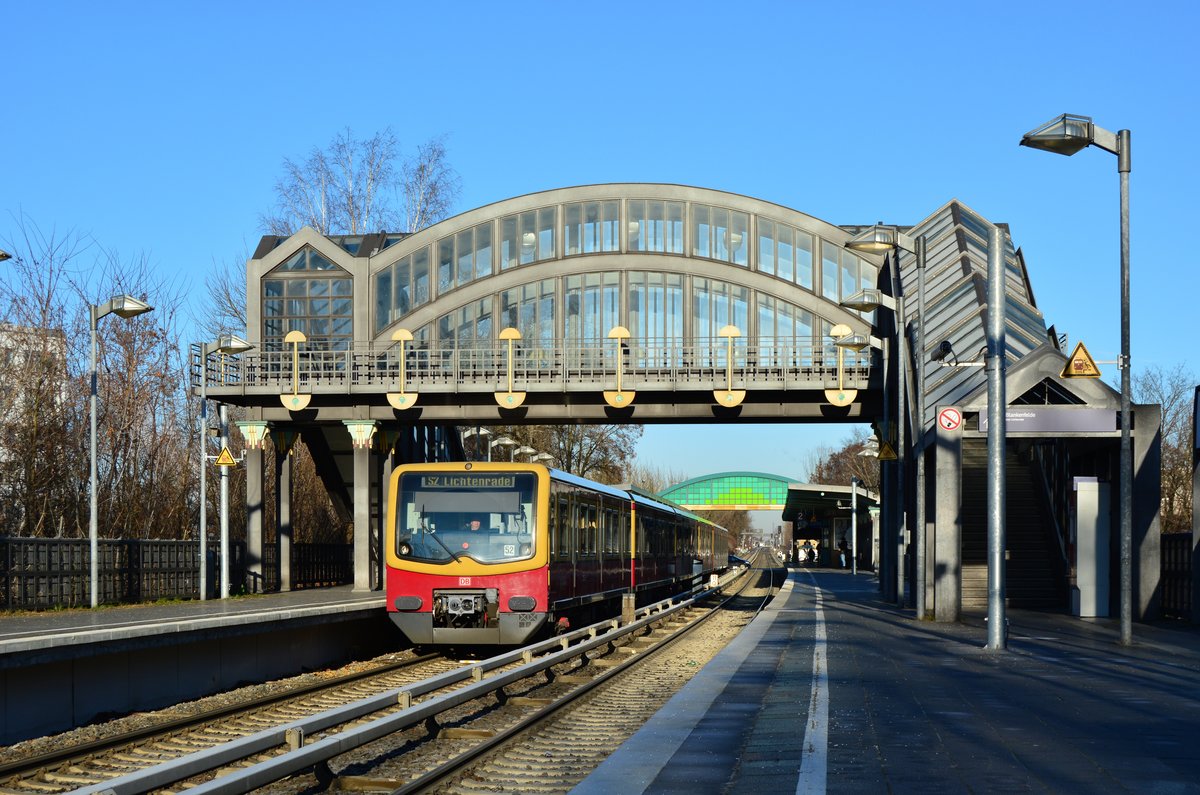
[{"x1": 3, "y1": 1, "x2": 1196, "y2": 512}]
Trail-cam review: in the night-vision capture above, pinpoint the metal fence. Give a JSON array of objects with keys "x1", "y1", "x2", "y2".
[
  {"x1": 0, "y1": 538, "x2": 353, "y2": 611},
  {"x1": 1160, "y1": 532, "x2": 1192, "y2": 621},
  {"x1": 260, "y1": 543, "x2": 354, "y2": 592}
]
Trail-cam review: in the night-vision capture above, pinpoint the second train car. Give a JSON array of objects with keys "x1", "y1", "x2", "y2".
[{"x1": 385, "y1": 461, "x2": 733, "y2": 645}]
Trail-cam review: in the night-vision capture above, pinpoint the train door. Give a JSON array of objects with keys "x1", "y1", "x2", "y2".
[
  {"x1": 548, "y1": 482, "x2": 575, "y2": 604},
  {"x1": 600, "y1": 499, "x2": 628, "y2": 594},
  {"x1": 574, "y1": 493, "x2": 601, "y2": 598}
]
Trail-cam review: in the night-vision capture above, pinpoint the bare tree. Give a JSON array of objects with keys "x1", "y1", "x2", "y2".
[
  {"x1": 198, "y1": 253, "x2": 250, "y2": 342},
  {"x1": 260, "y1": 128, "x2": 461, "y2": 236},
  {"x1": 1135, "y1": 364, "x2": 1195, "y2": 534},
  {"x1": 401, "y1": 136, "x2": 461, "y2": 233},
  {"x1": 484, "y1": 423, "x2": 643, "y2": 483},
  {"x1": 807, "y1": 433, "x2": 881, "y2": 494},
  {"x1": 0, "y1": 220, "x2": 85, "y2": 535},
  {"x1": 0, "y1": 216, "x2": 192, "y2": 540}
]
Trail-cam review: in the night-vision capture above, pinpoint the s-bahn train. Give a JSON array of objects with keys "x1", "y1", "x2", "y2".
[{"x1": 385, "y1": 461, "x2": 733, "y2": 646}]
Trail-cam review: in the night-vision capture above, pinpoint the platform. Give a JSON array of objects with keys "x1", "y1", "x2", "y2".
[
  {"x1": 0, "y1": 587, "x2": 391, "y2": 745},
  {"x1": 573, "y1": 569, "x2": 1200, "y2": 794},
  {"x1": 0, "y1": 585, "x2": 384, "y2": 666}
]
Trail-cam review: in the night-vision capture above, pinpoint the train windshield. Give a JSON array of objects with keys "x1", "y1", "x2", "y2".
[{"x1": 396, "y1": 471, "x2": 536, "y2": 564}]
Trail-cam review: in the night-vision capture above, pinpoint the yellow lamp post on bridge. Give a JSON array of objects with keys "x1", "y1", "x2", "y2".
[{"x1": 712, "y1": 325, "x2": 746, "y2": 408}]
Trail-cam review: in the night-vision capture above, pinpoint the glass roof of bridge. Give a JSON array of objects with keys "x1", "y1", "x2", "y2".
[{"x1": 659, "y1": 471, "x2": 794, "y2": 510}]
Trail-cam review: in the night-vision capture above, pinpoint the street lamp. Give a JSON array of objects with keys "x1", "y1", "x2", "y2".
[
  {"x1": 514, "y1": 445, "x2": 536, "y2": 462},
  {"x1": 532, "y1": 452, "x2": 555, "y2": 466},
  {"x1": 842, "y1": 231, "x2": 920, "y2": 610},
  {"x1": 1022, "y1": 113, "x2": 1133, "y2": 646},
  {"x1": 0, "y1": 249, "x2": 11, "y2": 262},
  {"x1": 198, "y1": 335, "x2": 254, "y2": 600},
  {"x1": 850, "y1": 476, "x2": 861, "y2": 576},
  {"x1": 89, "y1": 294, "x2": 153, "y2": 608},
  {"x1": 462, "y1": 427, "x2": 492, "y2": 460},
  {"x1": 491, "y1": 435, "x2": 517, "y2": 461}
]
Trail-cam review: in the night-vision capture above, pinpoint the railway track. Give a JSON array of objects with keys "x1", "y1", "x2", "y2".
[
  {"x1": 390, "y1": 561, "x2": 783, "y2": 795},
  {"x1": 0, "y1": 652, "x2": 449, "y2": 794},
  {"x1": 0, "y1": 555, "x2": 779, "y2": 794}
]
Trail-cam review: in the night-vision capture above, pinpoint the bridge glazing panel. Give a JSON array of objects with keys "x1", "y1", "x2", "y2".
[
  {"x1": 661, "y1": 472, "x2": 792, "y2": 509},
  {"x1": 364, "y1": 189, "x2": 877, "y2": 350}
]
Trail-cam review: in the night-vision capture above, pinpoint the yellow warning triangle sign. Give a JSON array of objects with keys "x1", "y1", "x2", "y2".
[
  {"x1": 214, "y1": 446, "x2": 238, "y2": 467},
  {"x1": 876, "y1": 441, "x2": 897, "y2": 461},
  {"x1": 1061, "y1": 342, "x2": 1102, "y2": 378}
]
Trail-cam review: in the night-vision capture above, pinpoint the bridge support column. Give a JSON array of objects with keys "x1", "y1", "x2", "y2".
[
  {"x1": 271, "y1": 428, "x2": 298, "y2": 593},
  {"x1": 345, "y1": 420, "x2": 378, "y2": 592},
  {"x1": 1133, "y1": 404, "x2": 1162, "y2": 620},
  {"x1": 244, "y1": 444, "x2": 264, "y2": 593},
  {"x1": 933, "y1": 406, "x2": 963, "y2": 622}
]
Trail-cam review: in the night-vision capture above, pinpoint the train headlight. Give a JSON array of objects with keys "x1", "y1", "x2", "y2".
[{"x1": 399, "y1": 542, "x2": 413, "y2": 556}]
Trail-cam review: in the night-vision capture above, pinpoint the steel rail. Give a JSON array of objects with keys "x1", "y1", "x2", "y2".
[
  {"x1": 0, "y1": 652, "x2": 439, "y2": 782},
  {"x1": 388, "y1": 558, "x2": 770, "y2": 794},
  {"x1": 68, "y1": 583, "x2": 733, "y2": 795}
]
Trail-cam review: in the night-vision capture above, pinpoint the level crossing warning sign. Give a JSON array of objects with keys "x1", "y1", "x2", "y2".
[{"x1": 1061, "y1": 342, "x2": 1102, "y2": 378}]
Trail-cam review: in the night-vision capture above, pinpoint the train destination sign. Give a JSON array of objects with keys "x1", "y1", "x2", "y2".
[{"x1": 421, "y1": 475, "x2": 516, "y2": 489}]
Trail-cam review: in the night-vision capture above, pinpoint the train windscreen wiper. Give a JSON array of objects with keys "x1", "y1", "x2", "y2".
[{"x1": 419, "y1": 505, "x2": 461, "y2": 563}]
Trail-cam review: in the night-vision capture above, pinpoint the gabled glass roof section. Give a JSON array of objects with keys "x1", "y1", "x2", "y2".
[{"x1": 272, "y1": 245, "x2": 342, "y2": 273}]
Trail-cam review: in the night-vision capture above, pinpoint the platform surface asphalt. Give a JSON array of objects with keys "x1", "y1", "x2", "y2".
[
  {"x1": 0, "y1": 585, "x2": 384, "y2": 657},
  {"x1": 573, "y1": 567, "x2": 1200, "y2": 795}
]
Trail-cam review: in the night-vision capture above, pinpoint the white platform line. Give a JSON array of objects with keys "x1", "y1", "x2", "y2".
[{"x1": 795, "y1": 575, "x2": 828, "y2": 794}]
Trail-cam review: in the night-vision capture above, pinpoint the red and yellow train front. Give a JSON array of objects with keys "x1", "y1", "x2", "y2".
[{"x1": 385, "y1": 462, "x2": 550, "y2": 645}]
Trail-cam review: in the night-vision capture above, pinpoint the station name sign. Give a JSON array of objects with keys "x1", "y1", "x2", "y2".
[{"x1": 978, "y1": 407, "x2": 1116, "y2": 433}]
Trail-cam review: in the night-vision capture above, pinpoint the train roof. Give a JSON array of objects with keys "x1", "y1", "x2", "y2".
[{"x1": 547, "y1": 467, "x2": 632, "y2": 501}]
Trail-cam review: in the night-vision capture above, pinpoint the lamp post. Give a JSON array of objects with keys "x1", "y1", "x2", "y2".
[
  {"x1": 514, "y1": 445, "x2": 536, "y2": 462},
  {"x1": 198, "y1": 335, "x2": 254, "y2": 600},
  {"x1": 1021, "y1": 113, "x2": 1133, "y2": 646},
  {"x1": 833, "y1": 326, "x2": 891, "y2": 595},
  {"x1": 491, "y1": 435, "x2": 517, "y2": 461},
  {"x1": 89, "y1": 294, "x2": 154, "y2": 608},
  {"x1": 841, "y1": 230, "x2": 918, "y2": 609},
  {"x1": 462, "y1": 427, "x2": 492, "y2": 461},
  {"x1": 850, "y1": 476, "x2": 861, "y2": 576},
  {"x1": 532, "y1": 452, "x2": 555, "y2": 467}
]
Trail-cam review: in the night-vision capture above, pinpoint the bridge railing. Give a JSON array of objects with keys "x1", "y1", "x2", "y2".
[{"x1": 193, "y1": 336, "x2": 876, "y2": 394}]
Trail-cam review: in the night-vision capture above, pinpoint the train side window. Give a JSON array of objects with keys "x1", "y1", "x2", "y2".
[
  {"x1": 605, "y1": 505, "x2": 620, "y2": 553},
  {"x1": 552, "y1": 485, "x2": 572, "y2": 561},
  {"x1": 578, "y1": 496, "x2": 598, "y2": 557}
]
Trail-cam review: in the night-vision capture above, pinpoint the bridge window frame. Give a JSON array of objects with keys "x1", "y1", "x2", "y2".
[{"x1": 564, "y1": 200, "x2": 620, "y2": 255}]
